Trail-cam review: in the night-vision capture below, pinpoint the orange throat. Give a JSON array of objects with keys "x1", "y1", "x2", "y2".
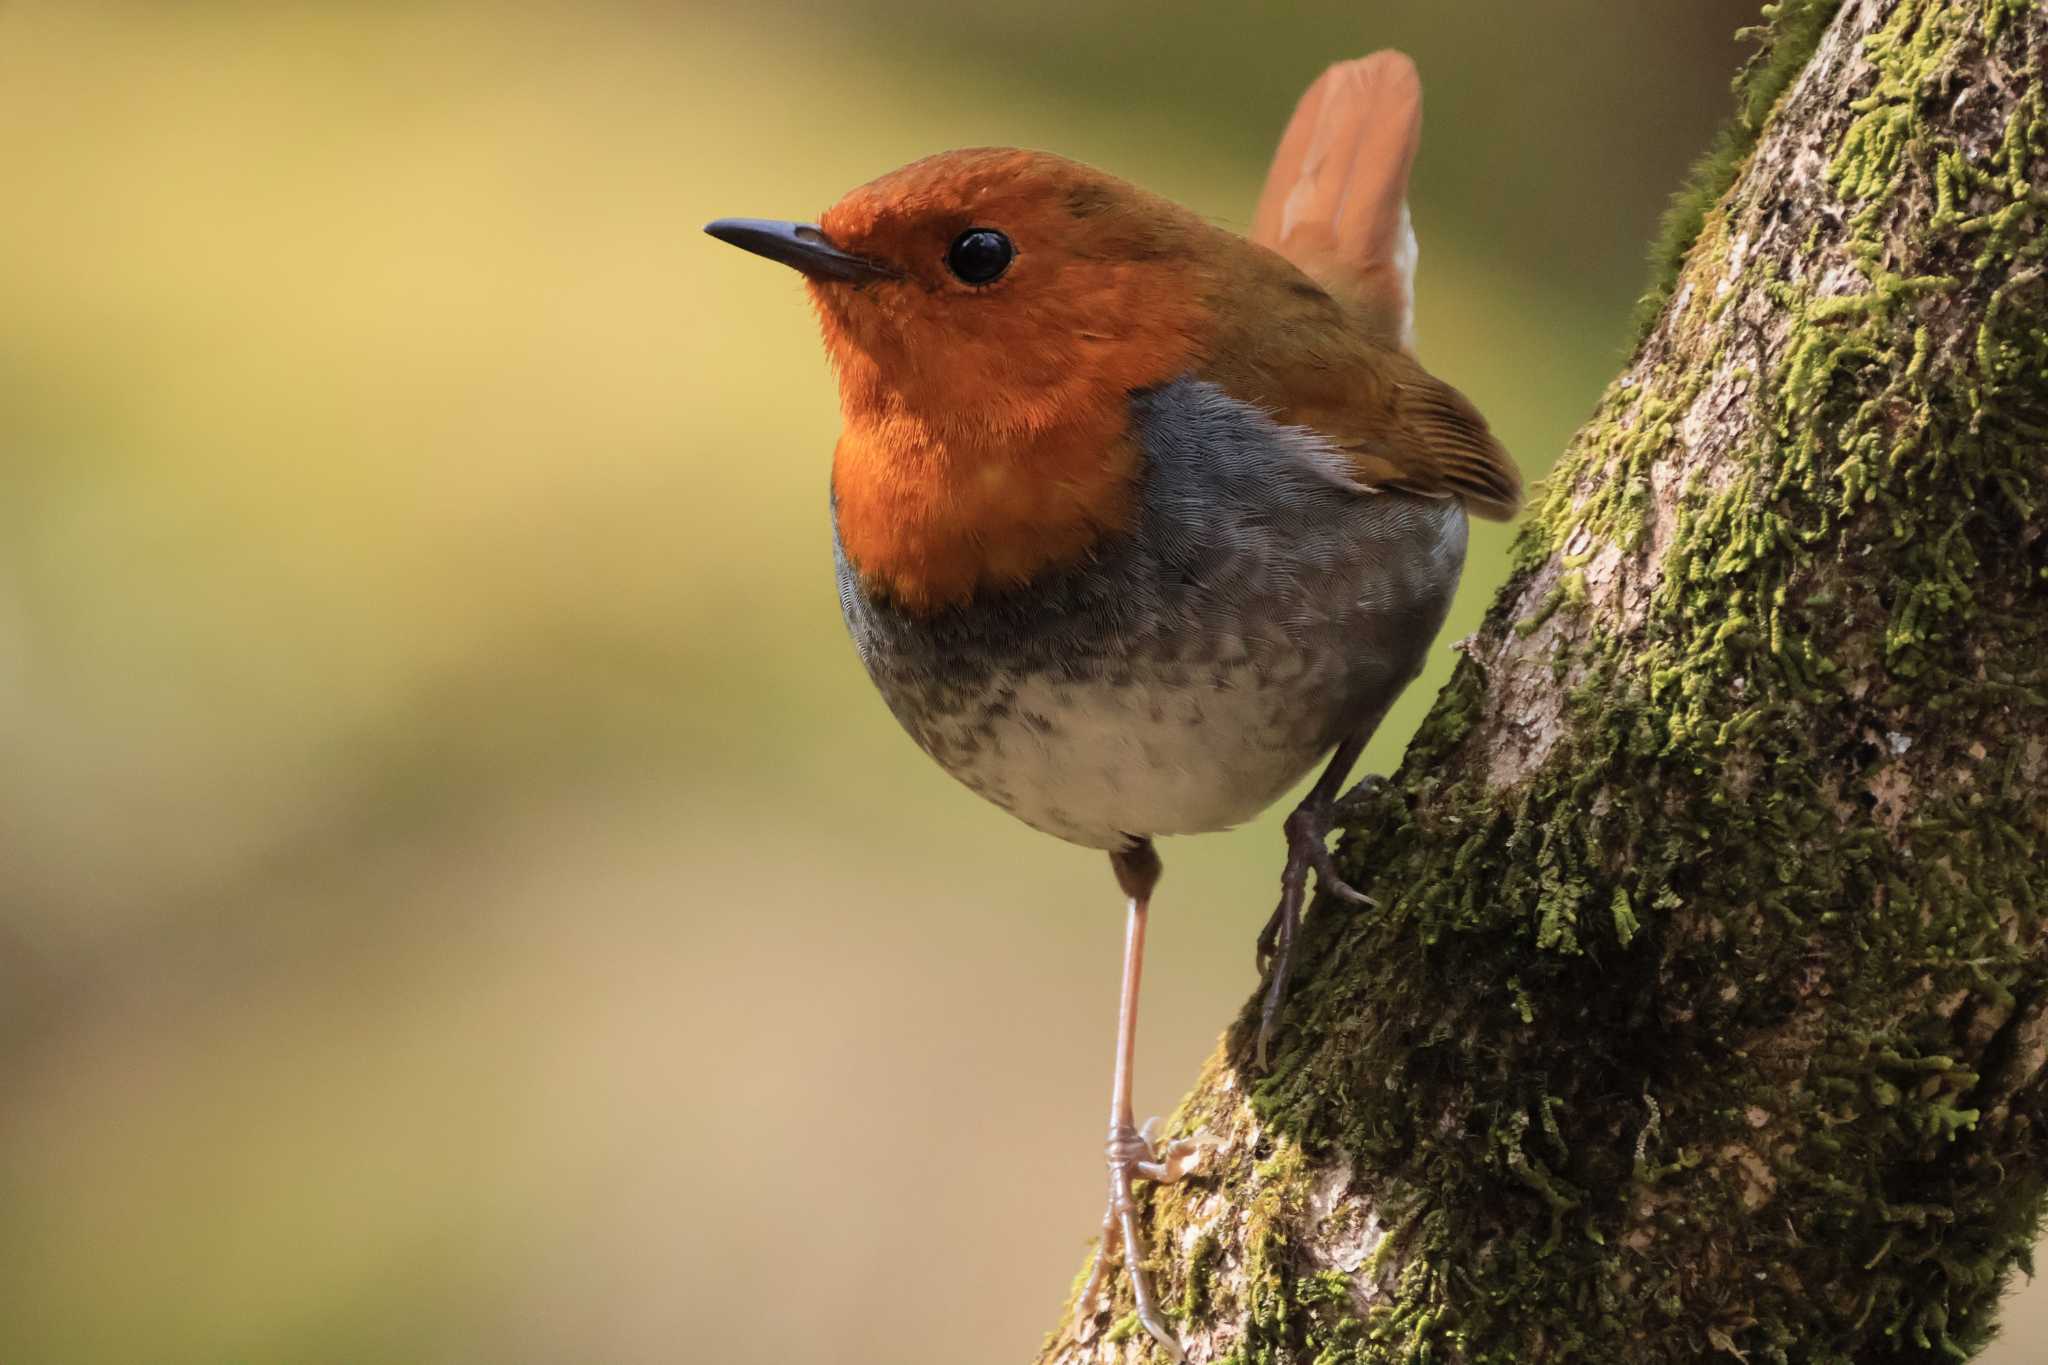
[{"x1": 831, "y1": 406, "x2": 1141, "y2": 614}]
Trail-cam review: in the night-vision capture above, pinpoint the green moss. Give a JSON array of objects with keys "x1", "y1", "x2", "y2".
[
  {"x1": 1181, "y1": 1231, "x2": 1220, "y2": 1320},
  {"x1": 1191, "y1": 1, "x2": 2048, "y2": 1361},
  {"x1": 1634, "y1": 0, "x2": 1848, "y2": 336}
]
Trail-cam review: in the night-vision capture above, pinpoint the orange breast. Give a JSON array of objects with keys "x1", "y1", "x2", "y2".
[{"x1": 832, "y1": 405, "x2": 1140, "y2": 613}]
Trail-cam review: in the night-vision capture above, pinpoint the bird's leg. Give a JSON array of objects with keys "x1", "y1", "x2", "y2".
[
  {"x1": 1071, "y1": 840, "x2": 1207, "y2": 1362},
  {"x1": 1256, "y1": 733, "x2": 1376, "y2": 1069}
]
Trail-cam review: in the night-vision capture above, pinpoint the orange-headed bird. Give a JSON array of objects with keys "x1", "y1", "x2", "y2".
[{"x1": 707, "y1": 52, "x2": 1519, "y2": 1358}]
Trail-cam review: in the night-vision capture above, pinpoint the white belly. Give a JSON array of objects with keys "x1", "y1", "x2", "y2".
[{"x1": 933, "y1": 651, "x2": 1353, "y2": 850}]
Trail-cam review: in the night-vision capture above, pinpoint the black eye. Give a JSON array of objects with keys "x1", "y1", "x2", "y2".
[{"x1": 946, "y1": 228, "x2": 1013, "y2": 284}]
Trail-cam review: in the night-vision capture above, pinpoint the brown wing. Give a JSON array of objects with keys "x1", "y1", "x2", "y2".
[
  {"x1": 1196, "y1": 250, "x2": 1520, "y2": 520},
  {"x1": 1341, "y1": 357, "x2": 1523, "y2": 521},
  {"x1": 1261, "y1": 344, "x2": 1522, "y2": 522}
]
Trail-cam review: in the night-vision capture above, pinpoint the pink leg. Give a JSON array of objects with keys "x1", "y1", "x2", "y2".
[{"x1": 1071, "y1": 841, "x2": 1207, "y2": 1361}]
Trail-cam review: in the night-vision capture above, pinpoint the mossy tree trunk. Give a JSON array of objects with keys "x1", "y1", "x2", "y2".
[{"x1": 1041, "y1": 1, "x2": 2048, "y2": 1360}]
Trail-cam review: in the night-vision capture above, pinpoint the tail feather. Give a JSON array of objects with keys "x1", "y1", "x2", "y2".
[{"x1": 1252, "y1": 51, "x2": 1422, "y2": 349}]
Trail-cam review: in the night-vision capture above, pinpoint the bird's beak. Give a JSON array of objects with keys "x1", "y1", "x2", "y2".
[{"x1": 704, "y1": 218, "x2": 898, "y2": 284}]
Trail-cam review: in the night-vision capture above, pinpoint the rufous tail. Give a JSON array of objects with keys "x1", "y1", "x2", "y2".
[{"x1": 1252, "y1": 51, "x2": 1422, "y2": 350}]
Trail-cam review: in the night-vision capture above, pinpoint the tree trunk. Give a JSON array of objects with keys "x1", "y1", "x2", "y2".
[{"x1": 1040, "y1": 1, "x2": 2048, "y2": 1361}]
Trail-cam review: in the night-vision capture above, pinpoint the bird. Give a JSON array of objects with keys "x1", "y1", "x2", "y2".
[{"x1": 704, "y1": 51, "x2": 1519, "y2": 1360}]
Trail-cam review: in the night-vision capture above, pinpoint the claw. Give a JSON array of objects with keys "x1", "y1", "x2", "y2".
[
  {"x1": 1306, "y1": 838, "x2": 1374, "y2": 906},
  {"x1": 1121, "y1": 1193, "x2": 1187, "y2": 1362},
  {"x1": 1290, "y1": 803, "x2": 1376, "y2": 908},
  {"x1": 1136, "y1": 1119, "x2": 1216, "y2": 1184},
  {"x1": 1332, "y1": 772, "x2": 1389, "y2": 821},
  {"x1": 1256, "y1": 796, "x2": 1378, "y2": 1068},
  {"x1": 1069, "y1": 1121, "x2": 1209, "y2": 1360}
]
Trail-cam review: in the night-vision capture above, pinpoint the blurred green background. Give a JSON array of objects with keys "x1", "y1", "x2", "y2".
[{"x1": 0, "y1": 2, "x2": 2037, "y2": 1361}]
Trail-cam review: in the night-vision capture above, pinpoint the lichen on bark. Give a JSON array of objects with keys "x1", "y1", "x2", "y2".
[{"x1": 1040, "y1": 1, "x2": 2048, "y2": 1361}]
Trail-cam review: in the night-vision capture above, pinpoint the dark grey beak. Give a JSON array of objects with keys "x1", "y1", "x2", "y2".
[{"x1": 704, "y1": 218, "x2": 898, "y2": 284}]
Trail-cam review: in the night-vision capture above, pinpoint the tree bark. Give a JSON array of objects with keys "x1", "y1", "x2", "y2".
[{"x1": 1040, "y1": 1, "x2": 2048, "y2": 1361}]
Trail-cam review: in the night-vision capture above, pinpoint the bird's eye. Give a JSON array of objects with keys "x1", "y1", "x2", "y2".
[{"x1": 946, "y1": 228, "x2": 1014, "y2": 285}]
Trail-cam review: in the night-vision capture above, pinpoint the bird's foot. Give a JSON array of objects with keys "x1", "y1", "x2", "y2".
[
  {"x1": 1332, "y1": 771, "x2": 1390, "y2": 823},
  {"x1": 1071, "y1": 1117, "x2": 1213, "y2": 1360},
  {"x1": 1254, "y1": 797, "x2": 1376, "y2": 1069}
]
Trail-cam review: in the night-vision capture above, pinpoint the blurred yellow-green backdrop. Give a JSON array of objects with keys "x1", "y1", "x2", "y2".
[{"x1": 0, "y1": 2, "x2": 2038, "y2": 1361}]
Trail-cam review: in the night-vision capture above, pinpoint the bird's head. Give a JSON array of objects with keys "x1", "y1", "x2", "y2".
[{"x1": 709, "y1": 148, "x2": 1218, "y2": 439}]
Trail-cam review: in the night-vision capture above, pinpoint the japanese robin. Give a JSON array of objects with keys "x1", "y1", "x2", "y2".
[{"x1": 706, "y1": 51, "x2": 1519, "y2": 1358}]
